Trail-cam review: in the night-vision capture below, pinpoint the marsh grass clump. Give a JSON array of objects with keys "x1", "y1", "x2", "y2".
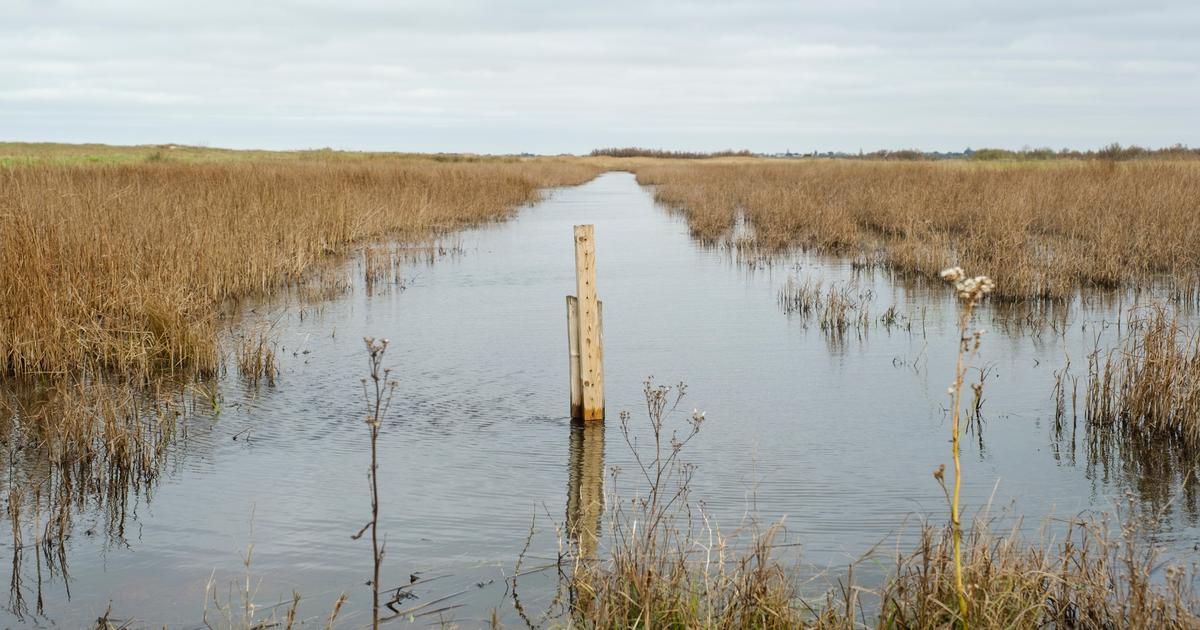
[
  {"x1": 3, "y1": 379, "x2": 178, "y2": 490},
  {"x1": 362, "y1": 245, "x2": 409, "y2": 295},
  {"x1": 778, "y1": 277, "x2": 873, "y2": 336},
  {"x1": 297, "y1": 266, "x2": 354, "y2": 304},
  {"x1": 879, "y1": 304, "x2": 901, "y2": 328},
  {"x1": 1081, "y1": 305, "x2": 1200, "y2": 448},
  {"x1": 235, "y1": 324, "x2": 279, "y2": 387},
  {"x1": 819, "y1": 283, "x2": 872, "y2": 335},
  {"x1": 779, "y1": 277, "x2": 823, "y2": 317}
]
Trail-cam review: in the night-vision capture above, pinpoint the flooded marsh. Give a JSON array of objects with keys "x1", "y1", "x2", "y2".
[{"x1": 2, "y1": 166, "x2": 1200, "y2": 627}]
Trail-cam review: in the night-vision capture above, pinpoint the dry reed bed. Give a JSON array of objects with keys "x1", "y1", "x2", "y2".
[
  {"x1": 0, "y1": 158, "x2": 598, "y2": 379},
  {"x1": 636, "y1": 160, "x2": 1200, "y2": 302}
]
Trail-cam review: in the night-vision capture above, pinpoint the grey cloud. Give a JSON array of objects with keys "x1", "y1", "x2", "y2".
[{"x1": 1, "y1": 0, "x2": 1197, "y2": 152}]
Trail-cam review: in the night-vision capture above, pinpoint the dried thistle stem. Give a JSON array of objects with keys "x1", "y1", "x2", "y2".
[{"x1": 939, "y1": 266, "x2": 994, "y2": 629}]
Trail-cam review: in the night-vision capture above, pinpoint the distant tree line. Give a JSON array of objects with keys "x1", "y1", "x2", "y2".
[
  {"x1": 798, "y1": 144, "x2": 1200, "y2": 161},
  {"x1": 590, "y1": 144, "x2": 1200, "y2": 161},
  {"x1": 966, "y1": 143, "x2": 1200, "y2": 161},
  {"x1": 589, "y1": 147, "x2": 755, "y2": 159}
]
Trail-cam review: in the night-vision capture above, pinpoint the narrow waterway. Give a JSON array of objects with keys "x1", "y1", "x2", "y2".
[{"x1": 4, "y1": 172, "x2": 1197, "y2": 627}]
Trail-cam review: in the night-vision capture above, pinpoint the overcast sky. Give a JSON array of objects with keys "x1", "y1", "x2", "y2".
[{"x1": 2, "y1": 0, "x2": 1197, "y2": 154}]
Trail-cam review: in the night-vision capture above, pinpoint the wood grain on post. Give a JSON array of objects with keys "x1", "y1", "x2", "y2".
[
  {"x1": 573, "y1": 224, "x2": 605, "y2": 420},
  {"x1": 567, "y1": 296, "x2": 603, "y2": 419}
]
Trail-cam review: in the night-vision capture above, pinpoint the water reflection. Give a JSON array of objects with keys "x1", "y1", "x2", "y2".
[
  {"x1": 1049, "y1": 389, "x2": 1199, "y2": 534},
  {"x1": 1079, "y1": 425, "x2": 1200, "y2": 529},
  {"x1": 0, "y1": 377, "x2": 204, "y2": 620},
  {"x1": 566, "y1": 419, "x2": 605, "y2": 560}
]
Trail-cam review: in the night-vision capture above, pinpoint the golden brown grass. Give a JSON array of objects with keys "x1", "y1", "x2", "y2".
[
  {"x1": 636, "y1": 160, "x2": 1200, "y2": 302},
  {"x1": 0, "y1": 156, "x2": 599, "y2": 379},
  {"x1": 1079, "y1": 305, "x2": 1200, "y2": 448}
]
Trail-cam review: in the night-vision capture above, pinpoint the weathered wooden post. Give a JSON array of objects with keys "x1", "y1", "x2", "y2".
[
  {"x1": 567, "y1": 224, "x2": 604, "y2": 420},
  {"x1": 566, "y1": 296, "x2": 602, "y2": 419},
  {"x1": 566, "y1": 295, "x2": 583, "y2": 418}
]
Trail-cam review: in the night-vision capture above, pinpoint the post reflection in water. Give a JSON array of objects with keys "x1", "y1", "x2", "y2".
[{"x1": 566, "y1": 419, "x2": 605, "y2": 560}]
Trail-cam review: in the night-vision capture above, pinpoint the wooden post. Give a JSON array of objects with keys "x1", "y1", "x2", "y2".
[
  {"x1": 566, "y1": 295, "x2": 582, "y2": 419},
  {"x1": 571, "y1": 224, "x2": 604, "y2": 420},
  {"x1": 566, "y1": 297, "x2": 602, "y2": 419}
]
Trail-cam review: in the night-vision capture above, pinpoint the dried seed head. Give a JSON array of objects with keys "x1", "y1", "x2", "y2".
[
  {"x1": 940, "y1": 267, "x2": 965, "y2": 282},
  {"x1": 946, "y1": 269, "x2": 997, "y2": 304}
]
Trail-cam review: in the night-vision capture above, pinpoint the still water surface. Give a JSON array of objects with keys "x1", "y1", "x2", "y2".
[{"x1": 5, "y1": 172, "x2": 1198, "y2": 627}]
